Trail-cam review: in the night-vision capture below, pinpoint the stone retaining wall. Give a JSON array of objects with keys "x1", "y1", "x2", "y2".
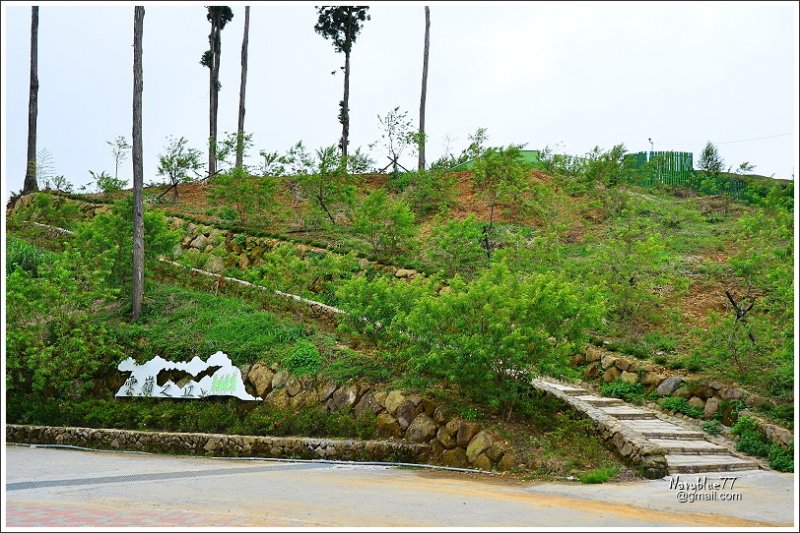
[
  {"x1": 172, "y1": 217, "x2": 420, "y2": 280},
  {"x1": 575, "y1": 346, "x2": 793, "y2": 448},
  {"x1": 6, "y1": 425, "x2": 430, "y2": 463},
  {"x1": 240, "y1": 364, "x2": 518, "y2": 471}
]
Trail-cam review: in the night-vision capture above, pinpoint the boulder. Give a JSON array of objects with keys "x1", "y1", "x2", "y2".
[
  {"x1": 673, "y1": 386, "x2": 692, "y2": 399},
  {"x1": 585, "y1": 347, "x2": 602, "y2": 363},
  {"x1": 384, "y1": 391, "x2": 406, "y2": 415},
  {"x1": 436, "y1": 426, "x2": 457, "y2": 449},
  {"x1": 432, "y1": 407, "x2": 447, "y2": 425},
  {"x1": 395, "y1": 400, "x2": 419, "y2": 430},
  {"x1": 656, "y1": 376, "x2": 684, "y2": 396},
  {"x1": 373, "y1": 391, "x2": 388, "y2": 408},
  {"x1": 406, "y1": 415, "x2": 438, "y2": 443},
  {"x1": 441, "y1": 448, "x2": 469, "y2": 468},
  {"x1": 688, "y1": 396, "x2": 705, "y2": 410},
  {"x1": 471, "y1": 453, "x2": 492, "y2": 471},
  {"x1": 615, "y1": 358, "x2": 632, "y2": 372},
  {"x1": 204, "y1": 255, "x2": 225, "y2": 274},
  {"x1": 317, "y1": 379, "x2": 338, "y2": 402},
  {"x1": 331, "y1": 385, "x2": 359, "y2": 410},
  {"x1": 265, "y1": 388, "x2": 290, "y2": 409},
  {"x1": 584, "y1": 362, "x2": 600, "y2": 380},
  {"x1": 247, "y1": 363, "x2": 274, "y2": 397},
  {"x1": 375, "y1": 413, "x2": 402, "y2": 439},
  {"x1": 238, "y1": 255, "x2": 251, "y2": 269},
  {"x1": 641, "y1": 372, "x2": 666, "y2": 387},
  {"x1": 286, "y1": 377, "x2": 302, "y2": 397},
  {"x1": 444, "y1": 418, "x2": 461, "y2": 437},
  {"x1": 497, "y1": 452, "x2": 518, "y2": 471},
  {"x1": 354, "y1": 391, "x2": 383, "y2": 415},
  {"x1": 271, "y1": 370, "x2": 291, "y2": 390},
  {"x1": 465, "y1": 431, "x2": 493, "y2": 463},
  {"x1": 620, "y1": 371, "x2": 639, "y2": 384},
  {"x1": 395, "y1": 269, "x2": 416, "y2": 279},
  {"x1": 486, "y1": 441, "x2": 510, "y2": 462},
  {"x1": 689, "y1": 383, "x2": 714, "y2": 400},
  {"x1": 601, "y1": 356, "x2": 618, "y2": 370},
  {"x1": 190, "y1": 234, "x2": 209, "y2": 250},
  {"x1": 456, "y1": 422, "x2": 480, "y2": 448},
  {"x1": 704, "y1": 397, "x2": 720, "y2": 419},
  {"x1": 289, "y1": 389, "x2": 318, "y2": 409},
  {"x1": 602, "y1": 367, "x2": 621, "y2": 383}
]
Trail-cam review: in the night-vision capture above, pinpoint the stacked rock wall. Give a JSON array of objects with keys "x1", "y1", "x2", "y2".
[
  {"x1": 242, "y1": 363, "x2": 518, "y2": 471},
  {"x1": 575, "y1": 346, "x2": 793, "y2": 448}
]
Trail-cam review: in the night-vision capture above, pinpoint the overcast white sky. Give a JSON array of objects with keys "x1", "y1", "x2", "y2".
[{"x1": 1, "y1": 1, "x2": 798, "y2": 200}]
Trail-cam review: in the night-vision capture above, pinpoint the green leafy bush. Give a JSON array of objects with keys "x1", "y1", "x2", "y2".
[
  {"x1": 72, "y1": 197, "x2": 179, "y2": 290},
  {"x1": 210, "y1": 167, "x2": 276, "y2": 223},
  {"x1": 702, "y1": 420, "x2": 723, "y2": 435},
  {"x1": 351, "y1": 188, "x2": 417, "y2": 258},
  {"x1": 338, "y1": 261, "x2": 605, "y2": 416},
  {"x1": 600, "y1": 380, "x2": 644, "y2": 403},
  {"x1": 6, "y1": 237, "x2": 51, "y2": 276},
  {"x1": 659, "y1": 397, "x2": 703, "y2": 418},
  {"x1": 285, "y1": 340, "x2": 323, "y2": 376},
  {"x1": 425, "y1": 215, "x2": 488, "y2": 279},
  {"x1": 731, "y1": 416, "x2": 770, "y2": 457},
  {"x1": 768, "y1": 444, "x2": 794, "y2": 472}
]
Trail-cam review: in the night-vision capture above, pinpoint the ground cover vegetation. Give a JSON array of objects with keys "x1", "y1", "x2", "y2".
[{"x1": 7, "y1": 132, "x2": 794, "y2": 478}]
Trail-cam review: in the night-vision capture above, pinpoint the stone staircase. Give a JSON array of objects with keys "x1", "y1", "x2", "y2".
[{"x1": 533, "y1": 379, "x2": 759, "y2": 475}]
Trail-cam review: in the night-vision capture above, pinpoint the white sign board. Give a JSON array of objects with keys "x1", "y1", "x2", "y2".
[{"x1": 116, "y1": 351, "x2": 260, "y2": 401}]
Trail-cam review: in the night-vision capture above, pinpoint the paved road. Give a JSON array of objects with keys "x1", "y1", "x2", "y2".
[{"x1": 3, "y1": 445, "x2": 796, "y2": 527}]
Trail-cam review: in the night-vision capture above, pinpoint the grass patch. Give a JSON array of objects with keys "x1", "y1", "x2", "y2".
[
  {"x1": 659, "y1": 397, "x2": 704, "y2": 418},
  {"x1": 600, "y1": 380, "x2": 644, "y2": 403},
  {"x1": 578, "y1": 466, "x2": 620, "y2": 484},
  {"x1": 115, "y1": 283, "x2": 318, "y2": 367}
]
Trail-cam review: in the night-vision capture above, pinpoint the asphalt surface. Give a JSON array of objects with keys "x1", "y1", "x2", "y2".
[{"x1": 3, "y1": 445, "x2": 796, "y2": 527}]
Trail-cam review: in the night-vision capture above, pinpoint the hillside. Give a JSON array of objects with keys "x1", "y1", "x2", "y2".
[{"x1": 6, "y1": 150, "x2": 795, "y2": 476}]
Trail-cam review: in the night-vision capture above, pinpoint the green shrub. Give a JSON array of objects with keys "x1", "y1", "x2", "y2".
[
  {"x1": 757, "y1": 402, "x2": 794, "y2": 429},
  {"x1": 702, "y1": 420, "x2": 723, "y2": 436},
  {"x1": 600, "y1": 380, "x2": 644, "y2": 402},
  {"x1": 578, "y1": 466, "x2": 619, "y2": 484},
  {"x1": 731, "y1": 416, "x2": 770, "y2": 457},
  {"x1": 6, "y1": 237, "x2": 50, "y2": 276},
  {"x1": 659, "y1": 397, "x2": 704, "y2": 418},
  {"x1": 285, "y1": 340, "x2": 323, "y2": 376},
  {"x1": 768, "y1": 444, "x2": 794, "y2": 472}
]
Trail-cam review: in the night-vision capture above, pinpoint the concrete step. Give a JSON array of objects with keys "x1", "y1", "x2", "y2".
[
  {"x1": 575, "y1": 395, "x2": 625, "y2": 407},
  {"x1": 624, "y1": 420, "x2": 706, "y2": 440},
  {"x1": 546, "y1": 383, "x2": 588, "y2": 396},
  {"x1": 665, "y1": 454, "x2": 759, "y2": 474},
  {"x1": 649, "y1": 439, "x2": 729, "y2": 455},
  {"x1": 599, "y1": 406, "x2": 657, "y2": 420}
]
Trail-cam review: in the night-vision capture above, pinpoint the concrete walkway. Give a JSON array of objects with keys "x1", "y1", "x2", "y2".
[
  {"x1": 532, "y1": 378, "x2": 760, "y2": 474},
  {"x1": 4, "y1": 446, "x2": 794, "y2": 527}
]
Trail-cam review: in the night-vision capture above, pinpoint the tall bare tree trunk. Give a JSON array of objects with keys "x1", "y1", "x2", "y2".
[
  {"x1": 235, "y1": 6, "x2": 250, "y2": 170},
  {"x1": 23, "y1": 7, "x2": 39, "y2": 194},
  {"x1": 132, "y1": 6, "x2": 145, "y2": 321},
  {"x1": 340, "y1": 16, "x2": 351, "y2": 161},
  {"x1": 418, "y1": 6, "x2": 430, "y2": 172},
  {"x1": 208, "y1": 20, "x2": 218, "y2": 177}
]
